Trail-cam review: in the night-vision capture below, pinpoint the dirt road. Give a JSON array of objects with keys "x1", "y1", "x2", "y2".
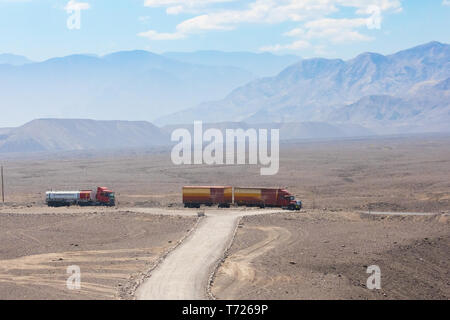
[{"x1": 136, "y1": 209, "x2": 282, "y2": 300}]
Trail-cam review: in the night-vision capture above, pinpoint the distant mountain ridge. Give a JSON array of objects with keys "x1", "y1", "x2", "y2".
[
  {"x1": 157, "y1": 42, "x2": 450, "y2": 134},
  {"x1": 0, "y1": 50, "x2": 255, "y2": 127},
  {"x1": 163, "y1": 51, "x2": 300, "y2": 77},
  {"x1": 0, "y1": 50, "x2": 299, "y2": 128},
  {"x1": 0, "y1": 53, "x2": 33, "y2": 66},
  {"x1": 0, "y1": 119, "x2": 374, "y2": 153},
  {"x1": 0, "y1": 119, "x2": 169, "y2": 153}
]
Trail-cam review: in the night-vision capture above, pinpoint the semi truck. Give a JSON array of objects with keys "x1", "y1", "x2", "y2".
[
  {"x1": 182, "y1": 186, "x2": 302, "y2": 210},
  {"x1": 46, "y1": 187, "x2": 115, "y2": 207}
]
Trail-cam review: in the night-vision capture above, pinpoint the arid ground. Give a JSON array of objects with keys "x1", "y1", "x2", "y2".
[
  {"x1": 0, "y1": 134, "x2": 449, "y2": 299},
  {"x1": 212, "y1": 211, "x2": 449, "y2": 300},
  {"x1": 0, "y1": 208, "x2": 197, "y2": 300}
]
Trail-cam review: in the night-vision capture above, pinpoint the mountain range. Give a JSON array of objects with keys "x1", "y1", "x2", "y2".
[
  {"x1": 1, "y1": 42, "x2": 449, "y2": 153},
  {"x1": 158, "y1": 42, "x2": 450, "y2": 134},
  {"x1": 162, "y1": 51, "x2": 300, "y2": 77},
  {"x1": 0, "y1": 51, "x2": 299, "y2": 128}
]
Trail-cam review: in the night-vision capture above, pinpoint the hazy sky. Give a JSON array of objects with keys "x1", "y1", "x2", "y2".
[{"x1": 0, "y1": 0, "x2": 449, "y2": 61}]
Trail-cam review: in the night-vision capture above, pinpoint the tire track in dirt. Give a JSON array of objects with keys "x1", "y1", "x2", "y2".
[
  {"x1": 211, "y1": 226, "x2": 292, "y2": 299},
  {"x1": 0, "y1": 247, "x2": 165, "y2": 299}
]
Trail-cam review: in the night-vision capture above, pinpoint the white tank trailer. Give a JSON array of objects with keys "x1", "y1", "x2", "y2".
[{"x1": 46, "y1": 187, "x2": 115, "y2": 207}]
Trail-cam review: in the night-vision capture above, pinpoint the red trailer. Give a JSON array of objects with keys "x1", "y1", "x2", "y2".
[{"x1": 183, "y1": 186, "x2": 232, "y2": 208}]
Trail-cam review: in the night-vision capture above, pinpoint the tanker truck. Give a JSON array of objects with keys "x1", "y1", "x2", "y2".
[{"x1": 46, "y1": 187, "x2": 115, "y2": 207}]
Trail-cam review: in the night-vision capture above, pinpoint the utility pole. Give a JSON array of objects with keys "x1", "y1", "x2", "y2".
[{"x1": 1, "y1": 165, "x2": 4, "y2": 203}]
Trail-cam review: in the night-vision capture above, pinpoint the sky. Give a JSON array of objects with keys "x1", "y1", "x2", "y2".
[{"x1": 0, "y1": 0, "x2": 449, "y2": 61}]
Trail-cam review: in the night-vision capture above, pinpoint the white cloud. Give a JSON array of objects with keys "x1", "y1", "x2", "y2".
[
  {"x1": 145, "y1": 0, "x2": 236, "y2": 14},
  {"x1": 145, "y1": 0, "x2": 233, "y2": 5},
  {"x1": 283, "y1": 28, "x2": 305, "y2": 37},
  {"x1": 303, "y1": 17, "x2": 374, "y2": 43},
  {"x1": 443, "y1": 0, "x2": 450, "y2": 6},
  {"x1": 305, "y1": 17, "x2": 368, "y2": 30},
  {"x1": 261, "y1": 17, "x2": 372, "y2": 52},
  {"x1": 166, "y1": 5, "x2": 183, "y2": 15},
  {"x1": 139, "y1": 0, "x2": 402, "y2": 51}
]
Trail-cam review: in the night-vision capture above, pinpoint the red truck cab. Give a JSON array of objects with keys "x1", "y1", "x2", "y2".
[
  {"x1": 279, "y1": 189, "x2": 302, "y2": 210},
  {"x1": 96, "y1": 187, "x2": 115, "y2": 206}
]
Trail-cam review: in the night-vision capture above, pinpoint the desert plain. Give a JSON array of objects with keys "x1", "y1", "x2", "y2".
[{"x1": 0, "y1": 134, "x2": 449, "y2": 299}]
